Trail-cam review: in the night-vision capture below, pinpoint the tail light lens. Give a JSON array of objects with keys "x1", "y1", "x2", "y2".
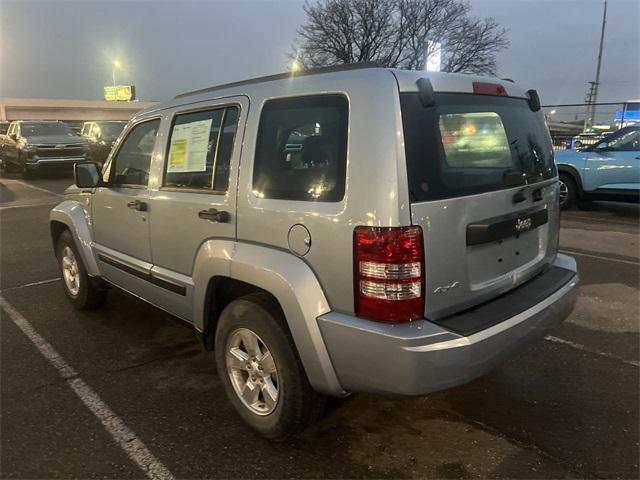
[{"x1": 353, "y1": 226, "x2": 425, "y2": 322}]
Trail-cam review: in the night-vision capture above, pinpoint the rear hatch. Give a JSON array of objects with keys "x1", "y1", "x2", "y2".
[{"x1": 399, "y1": 85, "x2": 560, "y2": 320}]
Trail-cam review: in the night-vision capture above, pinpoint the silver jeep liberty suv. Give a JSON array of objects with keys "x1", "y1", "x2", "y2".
[{"x1": 50, "y1": 64, "x2": 578, "y2": 440}]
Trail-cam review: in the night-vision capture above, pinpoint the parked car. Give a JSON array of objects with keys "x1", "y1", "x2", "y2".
[
  {"x1": 50, "y1": 65, "x2": 578, "y2": 440},
  {"x1": 0, "y1": 120, "x2": 88, "y2": 178},
  {"x1": 80, "y1": 121, "x2": 127, "y2": 166},
  {"x1": 555, "y1": 125, "x2": 640, "y2": 208}
]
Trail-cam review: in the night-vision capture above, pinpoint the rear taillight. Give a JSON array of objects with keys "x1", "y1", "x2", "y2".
[
  {"x1": 473, "y1": 81, "x2": 507, "y2": 96},
  {"x1": 353, "y1": 226, "x2": 424, "y2": 322}
]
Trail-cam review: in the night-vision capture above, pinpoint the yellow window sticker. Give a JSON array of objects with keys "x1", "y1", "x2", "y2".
[
  {"x1": 167, "y1": 119, "x2": 212, "y2": 173},
  {"x1": 169, "y1": 138, "x2": 188, "y2": 169}
]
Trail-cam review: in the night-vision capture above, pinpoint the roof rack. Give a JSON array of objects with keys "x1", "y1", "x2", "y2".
[{"x1": 174, "y1": 62, "x2": 380, "y2": 99}]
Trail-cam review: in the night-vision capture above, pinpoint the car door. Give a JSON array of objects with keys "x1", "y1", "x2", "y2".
[
  {"x1": 91, "y1": 117, "x2": 161, "y2": 295},
  {"x1": 582, "y1": 128, "x2": 640, "y2": 191},
  {"x1": 147, "y1": 98, "x2": 246, "y2": 319}
]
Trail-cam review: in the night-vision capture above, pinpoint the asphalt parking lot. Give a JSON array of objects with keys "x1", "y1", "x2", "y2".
[{"x1": 1, "y1": 174, "x2": 638, "y2": 479}]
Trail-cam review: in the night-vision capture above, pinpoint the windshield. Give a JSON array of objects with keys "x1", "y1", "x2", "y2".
[
  {"x1": 592, "y1": 127, "x2": 640, "y2": 150},
  {"x1": 21, "y1": 122, "x2": 74, "y2": 137},
  {"x1": 401, "y1": 93, "x2": 556, "y2": 202},
  {"x1": 96, "y1": 122, "x2": 126, "y2": 139}
]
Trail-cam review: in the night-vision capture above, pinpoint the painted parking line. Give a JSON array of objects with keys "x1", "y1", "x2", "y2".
[
  {"x1": 545, "y1": 335, "x2": 639, "y2": 368},
  {"x1": 0, "y1": 296, "x2": 175, "y2": 480},
  {"x1": 0, "y1": 201, "x2": 60, "y2": 211},
  {"x1": 12, "y1": 180, "x2": 63, "y2": 197},
  {"x1": 559, "y1": 249, "x2": 640, "y2": 266},
  {"x1": 1, "y1": 278, "x2": 61, "y2": 291}
]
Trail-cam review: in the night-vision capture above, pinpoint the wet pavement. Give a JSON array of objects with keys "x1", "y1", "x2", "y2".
[{"x1": 1, "y1": 174, "x2": 638, "y2": 479}]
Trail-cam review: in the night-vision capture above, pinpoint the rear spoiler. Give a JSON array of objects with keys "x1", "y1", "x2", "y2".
[{"x1": 416, "y1": 78, "x2": 542, "y2": 112}]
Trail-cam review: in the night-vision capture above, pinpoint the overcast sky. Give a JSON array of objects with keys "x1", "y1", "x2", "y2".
[{"x1": 1, "y1": 0, "x2": 638, "y2": 116}]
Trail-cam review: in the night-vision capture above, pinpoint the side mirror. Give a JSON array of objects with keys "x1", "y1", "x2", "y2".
[
  {"x1": 597, "y1": 141, "x2": 609, "y2": 150},
  {"x1": 74, "y1": 162, "x2": 102, "y2": 188},
  {"x1": 9, "y1": 133, "x2": 17, "y2": 141}
]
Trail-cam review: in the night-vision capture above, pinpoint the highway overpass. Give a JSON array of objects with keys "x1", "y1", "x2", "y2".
[{"x1": 0, "y1": 97, "x2": 156, "y2": 123}]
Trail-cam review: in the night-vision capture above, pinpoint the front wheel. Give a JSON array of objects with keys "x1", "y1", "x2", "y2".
[
  {"x1": 559, "y1": 173, "x2": 578, "y2": 210},
  {"x1": 215, "y1": 293, "x2": 325, "y2": 440},
  {"x1": 56, "y1": 230, "x2": 107, "y2": 309},
  {"x1": 19, "y1": 154, "x2": 35, "y2": 179}
]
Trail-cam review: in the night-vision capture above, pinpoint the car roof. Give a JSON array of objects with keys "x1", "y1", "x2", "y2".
[{"x1": 134, "y1": 64, "x2": 532, "y2": 119}]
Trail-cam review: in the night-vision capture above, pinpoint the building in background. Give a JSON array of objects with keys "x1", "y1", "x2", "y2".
[
  {"x1": 0, "y1": 97, "x2": 156, "y2": 131},
  {"x1": 615, "y1": 99, "x2": 640, "y2": 128}
]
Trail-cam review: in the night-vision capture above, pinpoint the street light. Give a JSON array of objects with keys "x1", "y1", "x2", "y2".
[{"x1": 112, "y1": 60, "x2": 122, "y2": 87}]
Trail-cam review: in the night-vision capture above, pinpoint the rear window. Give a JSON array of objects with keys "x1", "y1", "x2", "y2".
[
  {"x1": 253, "y1": 95, "x2": 348, "y2": 202},
  {"x1": 401, "y1": 93, "x2": 556, "y2": 202}
]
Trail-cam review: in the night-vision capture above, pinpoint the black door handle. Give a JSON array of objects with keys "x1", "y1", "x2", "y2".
[
  {"x1": 198, "y1": 208, "x2": 230, "y2": 223},
  {"x1": 127, "y1": 200, "x2": 148, "y2": 211}
]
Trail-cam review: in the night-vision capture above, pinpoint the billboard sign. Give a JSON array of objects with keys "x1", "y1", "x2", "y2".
[{"x1": 104, "y1": 85, "x2": 136, "y2": 101}]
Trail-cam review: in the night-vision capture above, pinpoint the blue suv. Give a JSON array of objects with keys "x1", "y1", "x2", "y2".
[{"x1": 555, "y1": 126, "x2": 640, "y2": 209}]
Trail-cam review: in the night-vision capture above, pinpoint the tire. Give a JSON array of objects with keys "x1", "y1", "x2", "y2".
[
  {"x1": 19, "y1": 154, "x2": 35, "y2": 179},
  {"x1": 215, "y1": 293, "x2": 325, "y2": 440},
  {"x1": 559, "y1": 173, "x2": 578, "y2": 210},
  {"x1": 56, "y1": 230, "x2": 107, "y2": 309},
  {"x1": 21, "y1": 166, "x2": 34, "y2": 179}
]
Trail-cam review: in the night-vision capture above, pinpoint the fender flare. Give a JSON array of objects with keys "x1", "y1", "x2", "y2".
[
  {"x1": 49, "y1": 200, "x2": 100, "y2": 276},
  {"x1": 192, "y1": 240, "x2": 346, "y2": 397}
]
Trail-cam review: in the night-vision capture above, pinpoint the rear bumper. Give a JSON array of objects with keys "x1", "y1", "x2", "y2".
[{"x1": 317, "y1": 254, "x2": 578, "y2": 396}]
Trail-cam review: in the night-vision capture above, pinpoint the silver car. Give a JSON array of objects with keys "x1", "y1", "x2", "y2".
[{"x1": 50, "y1": 65, "x2": 578, "y2": 440}]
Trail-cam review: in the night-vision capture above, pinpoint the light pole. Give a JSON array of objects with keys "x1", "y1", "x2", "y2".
[{"x1": 112, "y1": 60, "x2": 122, "y2": 87}]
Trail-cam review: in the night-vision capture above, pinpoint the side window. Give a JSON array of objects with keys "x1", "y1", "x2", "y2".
[
  {"x1": 608, "y1": 129, "x2": 640, "y2": 152},
  {"x1": 164, "y1": 106, "x2": 239, "y2": 191},
  {"x1": 253, "y1": 95, "x2": 348, "y2": 202},
  {"x1": 107, "y1": 119, "x2": 160, "y2": 187},
  {"x1": 7, "y1": 124, "x2": 14, "y2": 136},
  {"x1": 81, "y1": 123, "x2": 90, "y2": 136}
]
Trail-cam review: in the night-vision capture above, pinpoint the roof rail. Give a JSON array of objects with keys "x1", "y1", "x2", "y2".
[{"x1": 174, "y1": 62, "x2": 381, "y2": 99}]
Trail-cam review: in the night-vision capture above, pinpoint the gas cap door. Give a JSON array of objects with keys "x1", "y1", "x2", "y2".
[{"x1": 288, "y1": 224, "x2": 311, "y2": 256}]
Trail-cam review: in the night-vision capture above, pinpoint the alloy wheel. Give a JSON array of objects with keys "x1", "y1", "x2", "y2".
[
  {"x1": 61, "y1": 246, "x2": 80, "y2": 296},
  {"x1": 226, "y1": 328, "x2": 279, "y2": 415},
  {"x1": 559, "y1": 179, "x2": 569, "y2": 206}
]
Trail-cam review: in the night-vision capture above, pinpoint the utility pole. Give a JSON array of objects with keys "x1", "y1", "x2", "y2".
[
  {"x1": 586, "y1": 0, "x2": 607, "y2": 130},
  {"x1": 584, "y1": 82, "x2": 597, "y2": 131}
]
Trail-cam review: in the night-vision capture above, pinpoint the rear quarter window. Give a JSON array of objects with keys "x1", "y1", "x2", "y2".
[{"x1": 253, "y1": 95, "x2": 348, "y2": 202}]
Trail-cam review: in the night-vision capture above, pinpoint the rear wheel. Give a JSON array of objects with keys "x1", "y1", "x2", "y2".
[
  {"x1": 56, "y1": 230, "x2": 107, "y2": 309},
  {"x1": 559, "y1": 173, "x2": 578, "y2": 210},
  {"x1": 215, "y1": 293, "x2": 325, "y2": 440}
]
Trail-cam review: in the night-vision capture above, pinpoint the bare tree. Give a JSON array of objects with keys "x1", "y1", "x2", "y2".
[{"x1": 291, "y1": 0, "x2": 509, "y2": 75}]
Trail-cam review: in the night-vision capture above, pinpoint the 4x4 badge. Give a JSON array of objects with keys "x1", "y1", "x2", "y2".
[
  {"x1": 433, "y1": 281, "x2": 460, "y2": 294},
  {"x1": 515, "y1": 217, "x2": 532, "y2": 233}
]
